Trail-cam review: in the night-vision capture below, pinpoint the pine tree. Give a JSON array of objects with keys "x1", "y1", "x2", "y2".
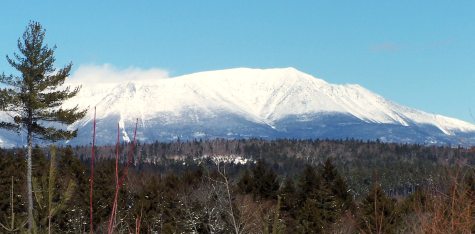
[{"x1": 0, "y1": 22, "x2": 86, "y2": 232}]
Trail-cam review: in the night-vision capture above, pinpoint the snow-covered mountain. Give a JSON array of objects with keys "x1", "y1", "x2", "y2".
[{"x1": 1, "y1": 67, "x2": 475, "y2": 147}]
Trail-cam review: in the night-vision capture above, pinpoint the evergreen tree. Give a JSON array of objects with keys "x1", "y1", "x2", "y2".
[
  {"x1": 359, "y1": 184, "x2": 399, "y2": 233},
  {"x1": 237, "y1": 161, "x2": 280, "y2": 199},
  {"x1": 294, "y1": 165, "x2": 328, "y2": 232},
  {"x1": 280, "y1": 178, "x2": 297, "y2": 212},
  {"x1": 294, "y1": 162, "x2": 352, "y2": 230},
  {"x1": 296, "y1": 198, "x2": 324, "y2": 234},
  {"x1": 0, "y1": 22, "x2": 86, "y2": 232},
  {"x1": 296, "y1": 164, "x2": 320, "y2": 204},
  {"x1": 319, "y1": 159, "x2": 353, "y2": 213},
  {"x1": 254, "y1": 160, "x2": 280, "y2": 199},
  {"x1": 251, "y1": 160, "x2": 280, "y2": 199},
  {"x1": 237, "y1": 169, "x2": 253, "y2": 194}
]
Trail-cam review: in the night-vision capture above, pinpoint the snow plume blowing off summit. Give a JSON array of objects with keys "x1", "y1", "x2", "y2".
[
  {"x1": 68, "y1": 64, "x2": 170, "y2": 84},
  {"x1": 2, "y1": 66, "x2": 475, "y2": 147}
]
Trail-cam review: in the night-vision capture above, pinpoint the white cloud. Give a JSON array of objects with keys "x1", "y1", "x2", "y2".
[{"x1": 67, "y1": 64, "x2": 169, "y2": 84}]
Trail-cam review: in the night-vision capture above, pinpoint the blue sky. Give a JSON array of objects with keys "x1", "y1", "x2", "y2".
[{"x1": 1, "y1": 1, "x2": 474, "y2": 123}]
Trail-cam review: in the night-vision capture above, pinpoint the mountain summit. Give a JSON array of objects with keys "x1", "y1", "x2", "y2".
[{"x1": 2, "y1": 67, "x2": 475, "y2": 147}]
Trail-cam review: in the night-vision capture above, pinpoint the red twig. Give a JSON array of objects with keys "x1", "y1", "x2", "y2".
[
  {"x1": 89, "y1": 107, "x2": 96, "y2": 234},
  {"x1": 135, "y1": 208, "x2": 142, "y2": 234}
]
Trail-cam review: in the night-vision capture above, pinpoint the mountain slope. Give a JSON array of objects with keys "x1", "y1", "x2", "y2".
[{"x1": 1, "y1": 67, "x2": 474, "y2": 147}]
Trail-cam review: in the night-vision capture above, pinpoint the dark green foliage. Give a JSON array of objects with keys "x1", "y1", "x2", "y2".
[
  {"x1": 237, "y1": 160, "x2": 280, "y2": 199},
  {"x1": 290, "y1": 161, "x2": 355, "y2": 231},
  {"x1": 294, "y1": 164, "x2": 336, "y2": 231},
  {"x1": 237, "y1": 169, "x2": 253, "y2": 194},
  {"x1": 296, "y1": 198, "x2": 324, "y2": 233},
  {"x1": 32, "y1": 145, "x2": 48, "y2": 179},
  {"x1": 0, "y1": 151, "x2": 27, "y2": 231},
  {"x1": 319, "y1": 159, "x2": 354, "y2": 212},
  {"x1": 92, "y1": 138, "x2": 475, "y2": 197},
  {"x1": 297, "y1": 165, "x2": 320, "y2": 204},
  {"x1": 250, "y1": 160, "x2": 280, "y2": 199},
  {"x1": 0, "y1": 151, "x2": 26, "y2": 208},
  {"x1": 56, "y1": 147, "x2": 89, "y2": 232},
  {"x1": 359, "y1": 184, "x2": 400, "y2": 233},
  {"x1": 90, "y1": 161, "x2": 116, "y2": 232},
  {"x1": 130, "y1": 173, "x2": 162, "y2": 232},
  {"x1": 280, "y1": 178, "x2": 297, "y2": 212}
]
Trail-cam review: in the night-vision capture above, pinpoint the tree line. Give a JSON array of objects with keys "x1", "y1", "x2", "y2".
[
  {"x1": 71, "y1": 138, "x2": 475, "y2": 197},
  {"x1": 0, "y1": 145, "x2": 473, "y2": 233}
]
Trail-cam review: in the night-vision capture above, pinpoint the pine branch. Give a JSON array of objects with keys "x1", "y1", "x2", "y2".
[
  {"x1": 0, "y1": 121, "x2": 20, "y2": 132},
  {"x1": 31, "y1": 123, "x2": 78, "y2": 141},
  {"x1": 36, "y1": 105, "x2": 87, "y2": 124}
]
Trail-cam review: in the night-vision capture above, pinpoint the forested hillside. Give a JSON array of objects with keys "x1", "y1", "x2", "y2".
[
  {"x1": 0, "y1": 140, "x2": 474, "y2": 233},
  {"x1": 73, "y1": 139, "x2": 475, "y2": 196}
]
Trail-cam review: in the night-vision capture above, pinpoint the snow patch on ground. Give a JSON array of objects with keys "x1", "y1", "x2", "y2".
[{"x1": 195, "y1": 154, "x2": 254, "y2": 165}]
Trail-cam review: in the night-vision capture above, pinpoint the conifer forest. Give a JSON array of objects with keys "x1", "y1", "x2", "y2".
[{"x1": 0, "y1": 139, "x2": 474, "y2": 233}]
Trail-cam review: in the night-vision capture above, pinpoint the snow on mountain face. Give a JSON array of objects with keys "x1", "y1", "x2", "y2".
[{"x1": 2, "y1": 67, "x2": 475, "y2": 147}]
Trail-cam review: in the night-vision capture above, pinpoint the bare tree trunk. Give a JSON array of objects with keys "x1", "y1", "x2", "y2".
[
  {"x1": 216, "y1": 164, "x2": 241, "y2": 234},
  {"x1": 27, "y1": 130, "x2": 34, "y2": 233}
]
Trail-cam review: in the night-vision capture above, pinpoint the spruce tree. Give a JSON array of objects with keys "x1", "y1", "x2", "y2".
[
  {"x1": 319, "y1": 159, "x2": 353, "y2": 213},
  {"x1": 0, "y1": 22, "x2": 86, "y2": 232},
  {"x1": 359, "y1": 184, "x2": 399, "y2": 233},
  {"x1": 296, "y1": 164, "x2": 320, "y2": 204},
  {"x1": 296, "y1": 198, "x2": 324, "y2": 234},
  {"x1": 280, "y1": 178, "x2": 297, "y2": 212},
  {"x1": 250, "y1": 160, "x2": 279, "y2": 199}
]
